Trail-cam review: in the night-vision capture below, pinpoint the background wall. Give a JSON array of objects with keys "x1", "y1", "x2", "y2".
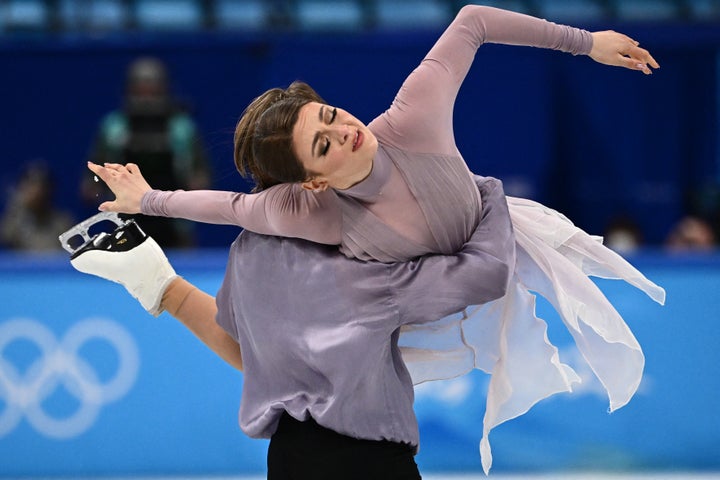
[{"x1": 0, "y1": 251, "x2": 718, "y2": 477}]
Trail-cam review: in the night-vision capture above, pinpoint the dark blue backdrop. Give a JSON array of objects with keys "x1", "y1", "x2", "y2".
[{"x1": 1, "y1": 21, "x2": 718, "y2": 247}]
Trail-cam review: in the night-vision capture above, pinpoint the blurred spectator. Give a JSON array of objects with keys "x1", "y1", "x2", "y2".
[
  {"x1": 665, "y1": 216, "x2": 716, "y2": 251},
  {"x1": 82, "y1": 56, "x2": 211, "y2": 248},
  {"x1": 1, "y1": 162, "x2": 75, "y2": 252},
  {"x1": 604, "y1": 215, "x2": 643, "y2": 254},
  {"x1": 687, "y1": 182, "x2": 720, "y2": 244},
  {"x1": 663, "y1": 182, "x2": 720, "y2": 252}
]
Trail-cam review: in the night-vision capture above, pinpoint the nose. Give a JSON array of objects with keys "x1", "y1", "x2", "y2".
[{"x1": 329, "y1": 124, "x2": 350, "y2": 145}]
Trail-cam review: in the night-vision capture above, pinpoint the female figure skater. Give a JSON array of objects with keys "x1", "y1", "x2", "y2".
[
  {"x1": 90, "y1": 5, "x2": 665, "y2": 473},
  {"x1": 90, "y1": 5, "x2": 658, "y2": 263}
]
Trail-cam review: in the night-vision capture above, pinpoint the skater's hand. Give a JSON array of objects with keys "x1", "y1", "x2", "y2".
[
  {"x1": 87, "y1": 162, "x2": 152, "y2": 214},
  {"x1": 589, "y1": 31, "x2": 660, "y2": 75}
]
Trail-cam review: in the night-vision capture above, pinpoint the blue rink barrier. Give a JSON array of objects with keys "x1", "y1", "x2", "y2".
[{"x1": 0, "y1": 249, "x2": 718, "y2": 477}]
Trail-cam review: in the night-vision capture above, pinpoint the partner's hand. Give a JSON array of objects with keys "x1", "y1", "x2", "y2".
[
  {"x1": 87, "y1": 162, "x2": 152, "y2": 214},
  {"x1": 590, "y1": 30, "x2": 660, "y2": 75}
]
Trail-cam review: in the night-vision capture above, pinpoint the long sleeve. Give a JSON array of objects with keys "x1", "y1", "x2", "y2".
[
  {"x1": 141, "y1": 184, "x2": 343, "y2": 245},
  {"x1": 369, "y1": 5, "x2": 593, "y2": 156},
  {"x1": 392, "y1": 176, "x2": 515, "y2": 325}
]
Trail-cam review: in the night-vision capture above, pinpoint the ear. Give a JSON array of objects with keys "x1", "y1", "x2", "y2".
[{"x1": 301, "y1": 178, "x2": 329, "y2": 193}]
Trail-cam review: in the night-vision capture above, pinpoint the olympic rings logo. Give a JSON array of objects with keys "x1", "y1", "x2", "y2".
[{"x1": 0, "y1": 318, "x2": 139, "y2": 439}]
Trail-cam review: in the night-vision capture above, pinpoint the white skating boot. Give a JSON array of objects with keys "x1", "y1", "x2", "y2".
[{"x1": 59, "y1": 212, "x2": 177, "y2": 316}]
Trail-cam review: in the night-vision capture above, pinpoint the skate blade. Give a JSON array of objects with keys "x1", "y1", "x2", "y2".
[{"x1": 58, "y1": 212, "x2": 127, "y2": 255}]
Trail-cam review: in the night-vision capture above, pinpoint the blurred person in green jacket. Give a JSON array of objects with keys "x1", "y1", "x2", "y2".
[{"x1": 82, "y1": 57, "x2": 211, "y2": 248}]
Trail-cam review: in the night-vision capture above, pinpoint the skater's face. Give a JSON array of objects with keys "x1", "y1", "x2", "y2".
[{"x1": 292, "y1": 102, "x2": 378, "y2": 192}]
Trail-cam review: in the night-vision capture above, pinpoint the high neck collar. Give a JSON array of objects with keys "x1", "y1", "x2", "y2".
[{"x1": 338, "y1": 145, "x2": 391, "y2": 201}]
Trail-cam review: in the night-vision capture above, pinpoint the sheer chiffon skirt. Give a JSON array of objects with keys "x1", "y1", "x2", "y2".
[{"x1": 398, "y1": 196, "x2": 665, "y2": 474}]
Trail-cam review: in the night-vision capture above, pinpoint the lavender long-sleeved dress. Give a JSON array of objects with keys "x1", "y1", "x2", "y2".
[{"x1": 142, "y1": 6, "x2": 665, "y2": 473}]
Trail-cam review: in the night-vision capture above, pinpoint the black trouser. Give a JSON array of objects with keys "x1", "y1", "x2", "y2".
[{"x1": 267, "y1": 412, "x2": 421, "y2": 480}]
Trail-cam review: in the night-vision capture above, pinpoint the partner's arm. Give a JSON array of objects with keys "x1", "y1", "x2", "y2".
[
  {"x1": 68, "y1": 218, "x2": 244, "y2": 371},
  {"x1": 392, "y1": 176, "x2": 516, "y2": 324},
  {"x1": 161, "y1": 278, "x2": 243, "y2": 370}
]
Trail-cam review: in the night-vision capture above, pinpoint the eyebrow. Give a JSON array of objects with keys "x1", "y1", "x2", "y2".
[{"x1": 311, "y1": 105, "x2": 324, "y2": 158}]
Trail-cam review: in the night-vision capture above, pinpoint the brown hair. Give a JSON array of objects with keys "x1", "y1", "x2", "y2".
[{"x1": 234, "y1": 81, "x2": 325, "y2": 192}]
